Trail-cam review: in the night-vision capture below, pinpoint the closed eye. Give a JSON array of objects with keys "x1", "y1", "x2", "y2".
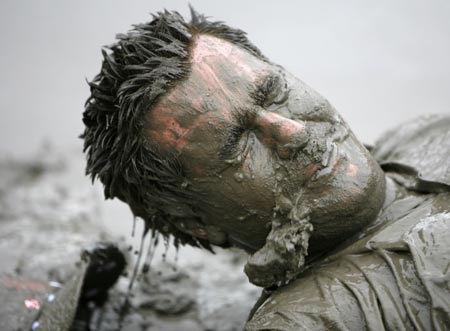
[
  {"x1": 252, "y1": 74, "x2": 289, "y2": 107},
  {"x1": 219, "y1": 124, "x2": 246, "y2": 161},
  {"x1": 272, "y1": 89, "x2": 290, "y2": 105}
]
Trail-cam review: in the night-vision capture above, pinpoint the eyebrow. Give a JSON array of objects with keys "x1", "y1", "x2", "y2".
[{"x1": 250, "y1": 73, "x2": 282, "y2": 106}]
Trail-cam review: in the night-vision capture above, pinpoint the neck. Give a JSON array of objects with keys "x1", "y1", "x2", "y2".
[{"x1": 358, "y1": 173, "x2": 418, "y2": 237}]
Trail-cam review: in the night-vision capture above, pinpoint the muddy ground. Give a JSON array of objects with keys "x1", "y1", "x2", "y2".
[{"x1": 0, "y1": 145, "x2": 260, "y2": 331}]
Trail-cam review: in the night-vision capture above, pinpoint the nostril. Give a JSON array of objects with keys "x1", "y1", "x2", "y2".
[
  {"x1": 276, "y1": 145, "x2": 292, "y2": 159},
  {"x1": 254, "y1": 110, "x2": 308, "y2": 158},
  {"x1": 277, "y1": 136, "x2": 309, "y2": 159},
  {"x1": 283, "y1": 137, "x2": 309, "y2": 150}
]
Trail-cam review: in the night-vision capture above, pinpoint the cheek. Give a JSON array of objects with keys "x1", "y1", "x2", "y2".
[
  {"x1": 195, "y1": 144, "x2": 277, "y2": 215},
  {"x1": 237, "y1": 140, "x2": 277, "y2": 204}
]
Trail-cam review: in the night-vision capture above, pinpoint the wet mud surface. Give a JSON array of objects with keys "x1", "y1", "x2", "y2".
[{"x1": 0, "y1": 146, "x2": 259, "y2": 331}]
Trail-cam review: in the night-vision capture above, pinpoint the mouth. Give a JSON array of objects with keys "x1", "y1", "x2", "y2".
[
  {"x1": 313, "y1": 141, "x2": 339, "y2": 180},
  {"x1": 311, "y1": 125, "x2": 349, "y2": 181}
]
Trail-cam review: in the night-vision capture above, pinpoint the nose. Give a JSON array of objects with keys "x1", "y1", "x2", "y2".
[{"x1": 253, "y1": 110, "x2": 308, "y2": 159}]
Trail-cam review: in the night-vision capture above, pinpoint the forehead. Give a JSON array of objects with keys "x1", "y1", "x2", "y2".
[
  {"x1": 190, "y1": 34, "x2": 264, "y2": 81},
  {"x1": 146, "y1": 34, "x2": 271, "y2": 153}
]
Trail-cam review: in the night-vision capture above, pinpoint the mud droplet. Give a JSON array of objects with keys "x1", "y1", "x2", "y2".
[
  {"x1": 276, "y1": 195, "x2": 294, "y2": 215},
  {"x1": 234, "y1": 172, "x2": 245, "y2": 183},
  {"x1": 275, "y1": 173, "x2": 284, "y2": 181}
]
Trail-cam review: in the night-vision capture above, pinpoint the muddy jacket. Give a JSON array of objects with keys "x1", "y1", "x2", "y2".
[{"x1": 246, "y1": 115, "x2": 450, "y2": 331}]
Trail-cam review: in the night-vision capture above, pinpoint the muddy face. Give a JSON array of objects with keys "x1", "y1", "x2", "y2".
[{"x1": 146, "y1": 35, "x2": 385, "y2": 255}]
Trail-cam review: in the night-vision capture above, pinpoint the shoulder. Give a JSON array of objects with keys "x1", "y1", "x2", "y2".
[
  {"x1": 372, "y1": 114, "x2": 450, "y2": 190},
  {"x1": 246, "y1": 193, "x2": 450, "y2": 331}
]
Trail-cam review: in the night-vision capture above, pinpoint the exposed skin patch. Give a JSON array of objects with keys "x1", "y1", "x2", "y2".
[
  {"x1": 346, "y1": 163, "x2": 359, "y2": 177},
  {"x1": 253, "y1": 111, "x2": 307, "y2": 159},
  {"x1": 255, "y1": 112, "x2": 305, "y2": 137},
  {"x1": 150, "y1": 106, "x2": 191, "y2": 151},
  {"x1": 190, "y1": 98, "x2": 203, "y2": 111},
  {"x1": 306, "y1": 164, "x2": 319, "y2": 178},
  {"x1": 191, "y1": 35, "x2": 260, "y2": 81}
]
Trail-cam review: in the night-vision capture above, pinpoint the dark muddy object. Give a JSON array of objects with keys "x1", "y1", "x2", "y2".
[
  {"x1": 79, "y1": 243, "x2": 127, "y2": 305},
  {"x1": 71, "y1": 243, "x2": 127, "y2": 331}
]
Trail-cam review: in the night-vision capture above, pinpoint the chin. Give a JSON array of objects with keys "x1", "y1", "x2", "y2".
[{"x1": 305, "y1": 134, "x2": 386, "y2": 254}]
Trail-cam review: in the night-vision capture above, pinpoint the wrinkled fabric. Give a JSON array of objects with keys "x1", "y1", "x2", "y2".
[
  {"x1": 246, "y1": 194, "x2": 450, "y2": 331},
  {"x1": 372, "y1": 114, "x2": 450, "y2": 190}
]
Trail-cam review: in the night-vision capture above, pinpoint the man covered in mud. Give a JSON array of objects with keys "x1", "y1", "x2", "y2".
[{"x1": 82, "y1": 9, "x2": 450, "y2": 330}]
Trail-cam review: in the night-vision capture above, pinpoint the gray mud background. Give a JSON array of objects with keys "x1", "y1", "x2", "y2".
[{"x1": 0, "y1": 147, "x2": 260, "y2": 330}]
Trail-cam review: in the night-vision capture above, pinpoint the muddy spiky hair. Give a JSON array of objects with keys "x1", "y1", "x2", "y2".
[{"x1": 82, "y1": 8, "x2": 264, "y2": 248}]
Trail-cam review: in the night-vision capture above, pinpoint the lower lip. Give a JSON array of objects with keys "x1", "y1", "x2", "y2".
[{"x1": 313, "y1": 143, "x2": 339, "y2": 180}]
